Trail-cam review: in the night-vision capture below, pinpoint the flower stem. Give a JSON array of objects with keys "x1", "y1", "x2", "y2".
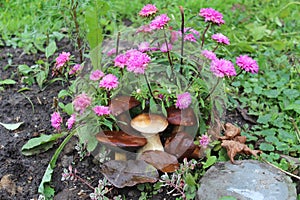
[
  {"x1": 200, "y1": 23, "x2": 210, "y2": 49},
  {"x1": 163, "y1": 28, "x2": 174, "y2": 68},
  {"x1": 144, "y1": 73, "x2": 158, "y2": 104},
  {"x1": 204, "y1": 77, "x2": 220, "y2": 101},
  {"x1": 74, "y1": 173, "x2": 95, "y2": 191},
  {"x1": 212, "y1": 44, "x2": 219, "y2": 52},
  {"x1": 179, "y1": 6, "x2": 185, "y2": 67},
  {"x1": 71, "y1": 0, "x2": 83, "y2": 63},
  {"x1": 228, "y1": 69, "x2": 243, "y2": 86},
  {"x1": 116, "y1": 31, "x2": 121, "y2": 56}
]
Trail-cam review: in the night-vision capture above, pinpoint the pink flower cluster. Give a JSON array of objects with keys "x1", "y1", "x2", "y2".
[
  {"x1": 99, "y1": 74, "x2": 119, "y2": 90},
  {"x1": 202, "y1": 50, "x2": 217, "y2": 61},
  {"x1": 90, "y1": 70, "x2": 105, "y2": 81},
  {"x1": 212, "y1": 33, "x2": 230, "y2": 45},
  {"x1": 150, "y1": 14, "x2": 170, "y2": 30},
  {"x1": 160, "y1": 42, "x2": 172, "y2": 53},
  {"x1": 73, "y1": 93, "x2": 92, "y2": 114},
  {"x1": 107, "y1": 48, "x2": 116, "y2": 57},
  {"x1": 199, "y1": 135, "x2": 210, "y2": 148},
  {"x1": 66, "y1": 114, "x2": 76, "y2": 130},
  {"x1": 51, "y1": 112, "x2": 63, "y2": 130},
  {"x1": 199, "y1": 8, "x2": 225, "y2": 25},
  {"x1": 175, "y1": 92, "x2": 192, "y2": 110},
  {"x1": 183, "y1": 28, "x2": 200, "y2": 42},
  {"x1": 236, "y1": 55, "x2": 259, "y2": 74},
  {"x1": 114, "y1": 49, "x2": 151, "y2": 74},
  {"x1": 55, "y1": 52, "x2": 71, "y2": 69},
  {"x1": 139, "y1": 4, "x2": 158, "y2": 17},
  {"x1": 93, "y1": 106, "x2": 111, "y2": 116},
  {"x1": 210, "y1": 59, "x2": 236, "y2": 77},
  {"x1": 138, "y1": 42, "x2": 150, "y2": 52},
  {"x1": 69, "y1": 64, "x2": 83, "y2": 75}
]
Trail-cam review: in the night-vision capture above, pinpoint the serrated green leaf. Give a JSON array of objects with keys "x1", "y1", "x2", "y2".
[
  {"x1": 185, "y1": 173, "x2": 196, "y2": 186},
  {"x1": 0, "y1": 121, "x2": 24, "y2": 130},
  {"x1": 263, "y1": 89, "x2": 280, "y2": 98}
]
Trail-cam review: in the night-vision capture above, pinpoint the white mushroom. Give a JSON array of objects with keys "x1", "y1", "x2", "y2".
[{"x1": 131, "y1": 113, "x2": 168, "y2": 154}]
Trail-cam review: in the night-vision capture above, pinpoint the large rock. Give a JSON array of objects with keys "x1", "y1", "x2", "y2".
[{"x1": 197, "y1": 160, "x2": 297, "y2": 200}]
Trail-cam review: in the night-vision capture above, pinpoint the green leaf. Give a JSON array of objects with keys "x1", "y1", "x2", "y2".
[
  {"x1": 76, "y1": 125, "x2": 99, "y2": 152},
  {"x1": 263, "y1": 89, "x2": 280, "y2": 98},
  {"x1": 18, "y1": 64, "x2": 33, "y2": 75},
  {"x1": 257, "y1": 114, "x2": 272, "y2": 124},
  {"x1": 45, "y1": 40, "x2": 57, "y2": 58},
  {"x1": 185, "y1": 173, "x2": 196, "y2": 186},
  {"x1": 0, "y1": 79, "x2": 16, "y2": 85},
  {"x1": 36, "y1": 71, "x2": 47, "y2": 89},
  {"x1": 0, "y1": 121, "x2": 24, "y2": 130},
  {"x1": 259, "y1": 143, "x2": 274, "y2": 151},
  {"x1": 21, "y1": 133, "x2": 65, "y2": 156},
  {"x1": 202, "y1": 156, "x2": 217, "y2": 169}
]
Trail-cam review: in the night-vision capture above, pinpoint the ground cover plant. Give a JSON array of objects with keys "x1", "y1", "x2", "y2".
[{"x1": 0, "y1": 0, "x2": 299, "y2": 200}]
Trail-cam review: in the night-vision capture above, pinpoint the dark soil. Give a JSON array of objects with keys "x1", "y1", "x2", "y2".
[{"x1": 0, "y1": 39, "x2": 178, "y2": 200}]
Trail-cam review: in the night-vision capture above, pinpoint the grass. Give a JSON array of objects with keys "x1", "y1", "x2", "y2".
[{"x1": 1, "y1": 0, "x2": 299, "y2": 199}]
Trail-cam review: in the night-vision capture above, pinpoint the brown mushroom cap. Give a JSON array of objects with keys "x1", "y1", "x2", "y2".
[
  {"x1": 109, "y1": 96, "x2": 140, "y2": 116},
  {"x1": 130, "y1": 113, "x2": 168, "y2": 135},
  {"x1": 167, "y1": 106, "x2": 197, "y2": 126},
  {"x1": 96, "y1": 131, "x2": 147, "y2": 149}
]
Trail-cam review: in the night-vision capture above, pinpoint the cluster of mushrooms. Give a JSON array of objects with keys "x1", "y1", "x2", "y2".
[{"x1": 96, "y1": 96, "x2": 202, "y2": 173}]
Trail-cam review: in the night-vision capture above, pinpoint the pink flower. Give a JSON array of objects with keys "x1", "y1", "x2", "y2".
[
  {"x1": 138, "y1": 42, "x2": 150, "y2": 52},
  {"x1": 114, "y1": 54, "x2": 128, "y2": 68},
  {"x1": 202, "y1": 50, "x2": 217, "y2": 61},
  {"x1": 107, "y1": 48, "x2": 116, "y2": 57},
  {"x1": 136, "y1": 25, "x2": 153, "y2": 34},
  {"x1": 139, "y1": 4, "x2": 158, "y2": 17},
  {"x1": 69, "y1": 64, "x2": 82, "y2": 75},
  {"x1": 160, "y1": 42, "x2": 172, "y2": 53},
  {"x1": 175, "y1": 92, "x2": 192, "y2": 109},
  {"x1": 150, "y1": 14, "x2": 170, "y2": 30},
  {"x1": 210, "y1": 59, "x2": 236, "y2": 77},
  {"x1": 170, "y1": 30, "x2": 180, "y2": 43},
  {"x1": 199, "y1": 135, "x2": 210, "y2": 148},
  {"x1": 125, "y1": 49, "x2": 151, "y2": 74},
  {"x1": 66, "y1": 114, "x2": 76, "y2": 130},
  {"x1": 199, "y1": 8, "x2": 225, "y2": 25},
  {"x1": 212, "y1": 33, "x2": 230, "y2": 45},
  {"x1": 55, "y1": 52, "x2": 71, "y2": 69},
  {"x1": 99, "y1": 74, "x2": 119, "y2": 90},
  {"x1": 51, "y1": 112, "x2": 62, "y2": 130},
  {"x1": 93, "y1": 106, "x2": 111, "y2": 116},
  {"x1": 73, "y1": 93, "x2": 92, "y2": 114},
  {"x1": 236, "y1": 55, "x2": 259, "y2": 74},
  {"x1": 183, "y1": 28, "x2": 200, "y2": 42},
  {"x1": 90, "y1": 70, "x2": 104, "y2": 81}
]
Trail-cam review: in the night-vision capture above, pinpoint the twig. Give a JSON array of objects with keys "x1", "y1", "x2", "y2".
[
  {"x1": 262, "y1": 159, "x2": 300, "y2": 180},
  {"x1": 200, "y1": 23, "x2": 210, "y2": 49},
  {"x1": 204, "y1": 78, "x2": 220, "y2": 101}
]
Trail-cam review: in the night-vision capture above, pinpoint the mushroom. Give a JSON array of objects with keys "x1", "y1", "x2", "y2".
[
  {"x1": 164, "y1": 131, "x2": 197, "y2": 161},
  {"x1": 96, "y1": 130, "x2": 147, "y2": 160},
  {"x1": 166, "y1": 106, "x2": 197, "y2": 136},
  {"x1": 130, "y1": 113, "x2": 168, "y2": 153},
  {"x1": 109, "y1": 96, "x2": 141, "y2": 135}
]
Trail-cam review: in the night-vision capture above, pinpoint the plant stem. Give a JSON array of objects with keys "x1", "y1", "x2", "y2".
[
  {"x1": 200, "y1": 23, "x2": 210, "y2": 49},
  {"x1": 116, "y1": 31, "x2": 121, "y2": 56},
  {"x1": 228, "y1": 70, "x2": 243, "y2": 86},
  {"x1": 144, "y1": 73, "x2": 158, "y2": 104},
  {"x1": 163, "y1": 28, "x2": 174, "y2": 68},
  {"x1": 71, "y1": 0, "x2": 83, "y2": 63},
  {"x1": 212, "y1": 44, "x2": 219, "y2": 52},
  {"x1": 204, "y1": 78, "x2": 220, "y2": 101},
  {"x1": 290, "y1": 117, "x2": 300, "y2": 143},
  {"x1": 74, "y1": 174, "x2": 95, "y2": 191},
  {"x1": 179, "y1": 6, "x2": 184, "y2": 67}
]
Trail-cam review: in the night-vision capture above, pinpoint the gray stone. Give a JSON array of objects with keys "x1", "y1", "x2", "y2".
[{"x1": 197, "y1": 160, "x2": 297, "y2": 200}]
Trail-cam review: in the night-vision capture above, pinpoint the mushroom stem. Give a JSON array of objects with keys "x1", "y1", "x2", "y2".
[
  {"x1": 138, "y1": 133, "x2": 164, "y2": 154},
  {"x1": 115, "y1": 152, "x2": 127, "y2": 161}
]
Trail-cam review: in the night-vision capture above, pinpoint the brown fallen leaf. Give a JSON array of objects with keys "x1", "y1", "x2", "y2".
[
  {"x1": 100, "y1": 160, "x2": 159, "y2": 188},
  {"x1": 219, "y1": 123, "x2": 262, "y2": 164},
  {"x1": 0, "y1": 174, "x2": 22, "y2": 196},
  {"x1": 139, "y1": 150, "x2": 179, "y2": 172},
  {"x1": 221, "y1": 140, "x2": 262, "y2": 164}
]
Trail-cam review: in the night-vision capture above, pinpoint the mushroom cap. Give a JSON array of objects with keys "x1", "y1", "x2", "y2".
[
  {"x1": 167, "y1": 106, "x2": 197, "y2": 126},
  {"x1": 96, "y1": 131, "x2": 147, "y2": 149},
  {"x1": 131, "y1": 113, "x2": 168, "y2": 135},
  {"x1": 109, "y1": 96, "x2": 140, "y2": 116}
]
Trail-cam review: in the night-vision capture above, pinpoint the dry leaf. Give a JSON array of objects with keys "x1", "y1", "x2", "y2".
[{"x1": 100, "y1": 160, "x2": 158, "y2": 188}]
